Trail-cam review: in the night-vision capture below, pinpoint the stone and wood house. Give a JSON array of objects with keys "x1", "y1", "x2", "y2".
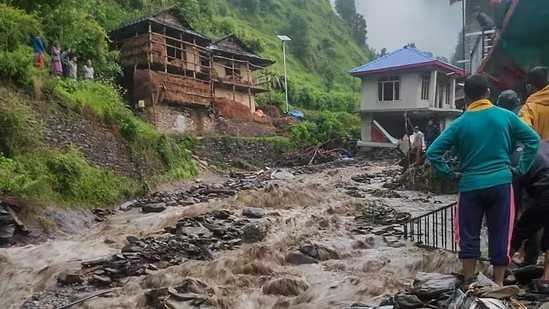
[{"x1": 110, "y1": 8, "x2": 273, "y2": 134}]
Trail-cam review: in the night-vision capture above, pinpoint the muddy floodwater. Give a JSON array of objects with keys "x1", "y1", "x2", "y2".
[{"x1": 0, "y1": 160, "x2": 462, "y2": 309}]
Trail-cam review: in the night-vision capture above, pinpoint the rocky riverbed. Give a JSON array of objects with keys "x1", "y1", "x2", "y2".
[{"x1": 5, "y1": 158, "x2": 542, "y2": 309}]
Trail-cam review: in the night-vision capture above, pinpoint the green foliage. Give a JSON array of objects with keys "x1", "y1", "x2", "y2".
[
  {"x1": 51, "y1": 79, "x2": 157, "y2": 141},
  {"x1": 0, "y1": 87, "x2": 41, "y2": 156},
  {"x1": 10, "y1": 149, "x2": 139, "y2": 207},
  {"x1": 0, "y1": 45, "x2": 35, "y2": 87},
  {"x1": 156, "y1": 137, "x2": 197, "y2": 180},
  {"x1": 40, "y1": 0, "x2": 122, "y2": 81},
  {"x1": 290, "y1": 111, "x2": 360, "y2": 148},
  {"x1": 0, "y1": 4, "x2": 41, "y2": 52},
  {"x1": 0, "y1": 154, "x2": 49, "y2": 199},
  {"x1": 335, "y1": 0, "x2": 356, "y2": 25}
]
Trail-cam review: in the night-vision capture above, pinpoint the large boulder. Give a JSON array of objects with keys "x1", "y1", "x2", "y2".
[{"x1": 242, "y1": 207, "x2": 266, "y2": 219}]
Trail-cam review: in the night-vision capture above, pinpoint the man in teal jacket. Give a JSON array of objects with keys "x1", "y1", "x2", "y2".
[{"x1": 427, "y1": 75, "x2": 540, "y2": 286}]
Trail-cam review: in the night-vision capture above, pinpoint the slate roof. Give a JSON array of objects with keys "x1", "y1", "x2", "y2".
[
  {"x1": 350, "y1": 47, "x2": 464, "y2": 77},
  {"x1": 109, "y1": 7, "x2": 210, "y2": 43},
  {"x1": 208, "y1": 34, "x2": 274, "y2": 67}
]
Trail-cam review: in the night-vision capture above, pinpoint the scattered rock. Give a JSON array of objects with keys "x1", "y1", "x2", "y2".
[
  {"x1": 242, "y1": 207, "x2": 266, "y2": 219},
  {"x1": 271, "y1": 169, "x2": 295, "y2": 180},
  {"x1": 262, "y1": 277, "x2": 309, "y2": 296},
  {"x1": 299, "y1": 243, "x2": 340, "y2": 261},
  {"x1": 145, "y1": 278, "x2": 212, "y2": 308},
  {"x1": 90, "y1": 275, "x2": 112, "y2": 286},
  {"x1": 394, "y1": 294, "x2": 424, "y2": 308},
  {"x1": 57, "y1": 271, "x2": 83, "y2": 285},
  {"x1": 241, "y1": 223, "x2": 268, "y2": 243},
  {"x1": 285, "y1": 251, "x2": 318, "y2": 265},
  {"x1": 142, "y1": 203, "x2": 167, "y2": 213}
]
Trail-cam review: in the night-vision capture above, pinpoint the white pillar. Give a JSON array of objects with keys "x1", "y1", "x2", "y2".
[
  {"x1": 282, "y1": 41, "x2": 289, "y2": 114},
  {"x1": 430, "y1": 70, "x2": 438, "y2": 108},
  {"x1": 450, "y1": 78, "x2": 456, "y2": 109},
  {"x1": 361, "y1": 113, "x2": 373, "y2": 143}
]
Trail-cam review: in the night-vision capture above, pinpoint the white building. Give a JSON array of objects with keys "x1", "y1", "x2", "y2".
[{"x1": 350, "y1": 46, "x2": 465, "y2": 148}]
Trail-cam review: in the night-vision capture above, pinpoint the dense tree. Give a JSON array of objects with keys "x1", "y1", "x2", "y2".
[
  {"x1": 286, "y1": 14, "x2": 313, "y2": 66},
  {"x1": 1, "y1": 0, "x2": 63, "y2": 12},
  {"x1": 334, "y1": 0, "x2": 356, "y2": 25},
  {"x1": 350, "y1": 13, "x2": 367, "y2": 47}
]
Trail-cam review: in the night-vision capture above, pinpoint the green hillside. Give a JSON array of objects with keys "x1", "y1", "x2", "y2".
[
  {"x1": 2, "y1": 0, "x2": 371, "y2": 112},
  {"x1": 0, "y1": 0, "x2": 370, "y2": 207}
]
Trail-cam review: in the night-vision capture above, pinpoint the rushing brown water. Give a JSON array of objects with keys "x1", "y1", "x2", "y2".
[{"x1": 0, "y1": 160, "x2": 461, "y2": 309}]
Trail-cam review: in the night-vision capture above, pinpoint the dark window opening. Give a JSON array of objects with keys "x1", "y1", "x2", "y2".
[
  {"x1": 421, "y1": 73, "x2": 430, "y2": 100},
  {"x1": 378, "y1": 76, "x2": 400, "y2": 102}
]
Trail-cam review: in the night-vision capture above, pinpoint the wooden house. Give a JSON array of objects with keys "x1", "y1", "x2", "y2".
[
  {"x1": 110, "y1": 9, "x2": 273, "y2": 134},
  {"x1": 208, "y1": 35, "x2": 274, "y2": 114}
]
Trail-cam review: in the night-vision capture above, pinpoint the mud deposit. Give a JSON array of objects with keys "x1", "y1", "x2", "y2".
[{"x1": 1, "y1": 159, "x2": 463, "y2": 309}]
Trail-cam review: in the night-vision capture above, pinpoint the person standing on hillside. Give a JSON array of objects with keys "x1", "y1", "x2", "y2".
[
  {"x1": 50, "y1": 41, "x2": 63, "y2": 77},
  {"x1": 520, "y1": 67, "x2": 549, "y2": 139},
  {"x1": 427, "y1": 75, "x2": 540, "y2": 287},
  {"x1": 68, "y1": 56, "x2": 78, "y2": 79},
  {"x1": 31, "y1": 35, "x2": 46, "y2": 69},
  {"x1": 61, "y1": 48, "x2": 72, "y2": 78},
  {"x1": 82, "y1": 59, "x2": 94, "y2": 80}
]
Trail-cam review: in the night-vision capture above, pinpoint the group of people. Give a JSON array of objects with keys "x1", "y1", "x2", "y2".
[
  {"x1": 426, "y1": 67, "x2": 549, "y2": 293},
  {"x1": 31, "y1": 35, "x2": 94, "y2": 80}
]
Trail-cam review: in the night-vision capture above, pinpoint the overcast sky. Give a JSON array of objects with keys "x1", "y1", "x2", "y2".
[{"x1": 354, "y1": 0, "x2": 463, "y2": 58}]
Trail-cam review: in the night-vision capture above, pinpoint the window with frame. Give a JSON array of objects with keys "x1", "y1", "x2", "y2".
[
  {"x1": 377, "y1": 76, "x2": 400, "y2": 102},
  {"x1": 224, "y1": 62, "x2": 242, "y2": 81},
  {"x1": 421, "y1": 73, "x2": 430, "y2": 100},
  {"x1": 166, "y1": 37, "x2": 183, "y2": 62}
]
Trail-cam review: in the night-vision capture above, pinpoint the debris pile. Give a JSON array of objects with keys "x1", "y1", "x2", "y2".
[
  {"x1": 292, "y1": 158, "x2": 367, "y2": 175},
  {"x1": 352, "y1": 200, "x2": 411, "y2": 237},
  {"x1": 379, "y1": 272, "x2": 549, "y2": 309},
  {"x1": 130, "y1": 175, "x2": 266, "y2": 213},
  {"x1": 386, "y1": 161, "x2": 458, "y2": 194},
  {"x1": 277, "y1": 146, "x2": 349, "y2": 167},
  {"x1": 145, "y1": 278, "x2": 215, "y2": 309},
  {"x1": 75, "y1": 210, "x2": 264, "y2": 286}
]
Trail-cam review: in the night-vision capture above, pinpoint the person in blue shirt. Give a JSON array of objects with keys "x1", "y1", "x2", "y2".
[{"x1": 427, "y1": 74, "x2": 540, "y2": 286}]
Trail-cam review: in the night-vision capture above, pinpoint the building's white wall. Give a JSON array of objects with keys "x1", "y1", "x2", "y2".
[{"x1": 361, "y1": 72, "x2": 430, "y2": 111}]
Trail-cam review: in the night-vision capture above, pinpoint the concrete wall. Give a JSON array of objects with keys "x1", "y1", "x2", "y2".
[
  {"x1": 214, "y1": 87, "x2": 256, "y2": 113},
  {"x1": 361, "y1": 72, "x2": 429, "y2": 111},
  {"x1": 360, "y1": 70, "x2": 457, "y2": 112}
]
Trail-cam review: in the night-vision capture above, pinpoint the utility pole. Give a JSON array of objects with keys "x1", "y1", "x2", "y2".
[
  {"x1": 462, "y1": 0, "x2": 467, "y2": 73},
  {"x1": 277, "y1": 35, "x2": 292, "y2": 114}
]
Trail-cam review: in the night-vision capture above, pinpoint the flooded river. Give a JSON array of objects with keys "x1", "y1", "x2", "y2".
[{"x1": 0, "y1": 160, "x2": 461, "y2": 309}]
